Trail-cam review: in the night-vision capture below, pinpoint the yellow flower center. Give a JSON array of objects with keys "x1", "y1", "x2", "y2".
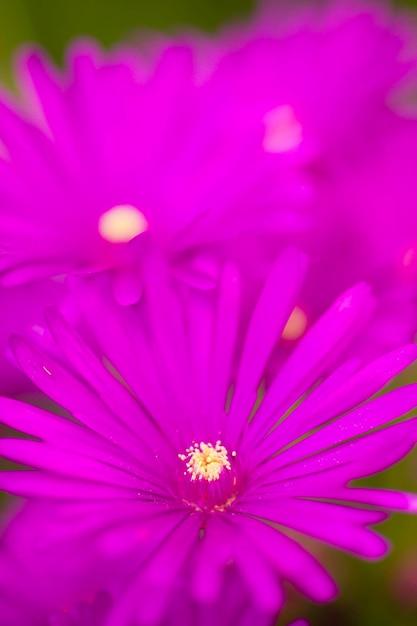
[
  {"x1": 263, "y1": 105, "x2": 303, "y2": 153},
  {"x1": 179, "y1": 441, "x2": 232, "y2": 482},
  {"x1": 98, "y1": 205, "x2": 148, "y2": 243}
]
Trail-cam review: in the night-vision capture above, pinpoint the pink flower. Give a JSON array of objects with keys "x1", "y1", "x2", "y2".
[
  {"x1": 0, "y1": 249, "x2": 417, "y2": 625},
  {"x1": 0, "y1": 0, "x2": 416, "y2": 366},
  {"x1": 204, "y1": 0, "x2": 417, "y2": 357},
  {"x1": 0, "y1": 33, "x2": 304, "y2": 393}
]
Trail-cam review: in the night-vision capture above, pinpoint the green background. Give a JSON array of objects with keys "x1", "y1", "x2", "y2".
[
  {"x1": 0, "y1": 0, "x2": 417, "y2": 624},
  {"x1": 0, "y1": 0, "x2": 254, "y2": 84}
]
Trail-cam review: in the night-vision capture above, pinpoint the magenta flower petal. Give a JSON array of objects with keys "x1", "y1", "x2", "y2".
[
  {"x1": 234, "y1": 515, "x2": 337, "y2": 603},
  {"x1": 0, "y1": 279, "x2": 66, "y2": 396},
  {"x1": 265, "y1": 344, "x2": 417, "y2": 450},
  {"x1": 246, "y1": 283, "x2": 376, "y2": 439},
  {"x1": 229, "y1": 247, "x2": 308, "y2": 428}
]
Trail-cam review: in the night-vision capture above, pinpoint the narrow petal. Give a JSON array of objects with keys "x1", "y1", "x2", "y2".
[
  {"x1": 237, "y1": 515, "x2": 337, "y2": 603},
  {"x1": 209, "y1": 263, "x2": 241, "y2": 420},
  {"x1": 269, "y1": 385, "x2": 417, "y2": 469},
  {"x1": 268, "y1": 344, "x2": 417, "y2": 453},
  {"x1": 228, "y1": 248, "x2": 308, "y2": 438},
  {"x1": 238, "y1": 499, "x2": 388, "y2": 558},
  {"x1": 250, "y1": 283, "x2": 376, "y2": 438}
]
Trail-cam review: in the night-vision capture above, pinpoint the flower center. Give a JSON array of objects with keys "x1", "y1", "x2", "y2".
[
  {"x1": 263, "y1": 105, "x2": 303, "y2": 153},
  {"x1": 179, "y1": 441, "x2": 231, "y2": 482},
  {"x1": 282, "y1": 306, "x2": 308, "y2": 341},
  {"x1": 177, "y1": 441, "x2": 238, "y2": 512},
  {"x1": 98, "y1": 205, "x2": 148, "y2": 243}
]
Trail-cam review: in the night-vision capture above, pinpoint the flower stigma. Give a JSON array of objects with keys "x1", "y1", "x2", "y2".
[{"x1": 179, "y1": 441, "x2": 232, "y2": 482}]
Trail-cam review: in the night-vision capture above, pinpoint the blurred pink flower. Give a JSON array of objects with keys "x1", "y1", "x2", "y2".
[
  {"x1": 205, "y1": 0, "x2": 417, "y2": 357},
  {"x1": 0, "y1": 34, "x2": 306, "y2": 394},
  {"x1": 0, "y1": 40, "x2": 305, "y2": 303},
  {"x1": 0, "y1": 0, "x2": 416, "y2": 375}
]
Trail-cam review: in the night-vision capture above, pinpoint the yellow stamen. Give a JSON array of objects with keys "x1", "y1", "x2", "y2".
[{"x1": 179, "y1": 441, "x2": 232, "y2": 482}]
